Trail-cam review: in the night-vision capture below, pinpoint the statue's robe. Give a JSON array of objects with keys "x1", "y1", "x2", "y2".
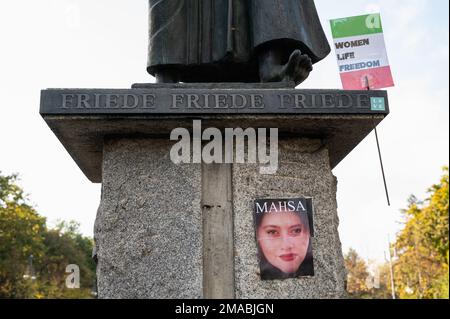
[{"x1": 148, "y1": 0, "x2": 330, "y2": 82}]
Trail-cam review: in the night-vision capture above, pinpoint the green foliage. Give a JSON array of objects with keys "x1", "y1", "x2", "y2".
[
  {"x1": 393, "y1": 167, "x2": 449, "y2": 299},
  {"x1": 344, "y1": 167, "x2": 449, "y2": 299},
  {"x1": 0, "y1": 173, "x2": 46, "y2": 298},
  {"x1": 0, "y1": 172, "x2": 96, "y2": 299},
  {"x1": 35, "y1": 221, "x2": 96, "y2": 299}
]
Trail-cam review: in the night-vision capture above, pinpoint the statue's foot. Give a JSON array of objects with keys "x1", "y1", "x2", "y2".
[
  {"x1": 281, "y1": 50, "x2": 313, "y2": 85},
  {"x1": 294, "y1": 52, "x2": 313, "y2": 85},
  {"x1": 259, "y1": 49, "x2": 313, "y2": 86}
]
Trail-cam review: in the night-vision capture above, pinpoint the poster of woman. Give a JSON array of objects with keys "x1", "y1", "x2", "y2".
[{"x1": 254, "y1": 198, "x2": 315, "y2": 280}]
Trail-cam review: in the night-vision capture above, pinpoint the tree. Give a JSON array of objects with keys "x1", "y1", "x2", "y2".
[
  {"x1": 0, "y1": 173, "x2": 46, "y2": 298},
  {"x1": 344, "y1": 248, "x2": 370, "y2": 298},
  {"x1": 0, "y1": 172, "x2": 96, "y2": 299},
  {"x1": 37, "y1": 221, "x2": 96, "y2": 299},
  {"x1": 393, "y1": 167, "x2": 449, "y2": 299}
]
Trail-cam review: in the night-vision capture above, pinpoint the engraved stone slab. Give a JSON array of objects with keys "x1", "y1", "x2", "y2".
[
  {"x1": 41, "y1": 87, "x2": 389, "y2": 115},
  {"x1": 40, "y1": 84, "x2": 389, "y2": 183}
]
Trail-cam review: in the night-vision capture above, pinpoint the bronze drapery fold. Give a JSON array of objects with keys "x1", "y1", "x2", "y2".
[{"x1": 147, "y1": 0, "x2": 330, "y2": 82}]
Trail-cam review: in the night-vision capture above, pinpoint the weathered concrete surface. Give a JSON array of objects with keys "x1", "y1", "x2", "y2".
[
  {"x1": 233, "y1": 138, "x2": 347, "y2": 299},
  {"x1": 94, "y1": 137, "x2": 347, "y2": 299},
  {"x1": 94, "y1": 138, "x2": 203, "y2": 299}
]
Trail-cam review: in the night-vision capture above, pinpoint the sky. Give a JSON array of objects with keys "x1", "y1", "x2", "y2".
[{"x1": 0, "y1": 0, "x2": 448, "y2": 263}]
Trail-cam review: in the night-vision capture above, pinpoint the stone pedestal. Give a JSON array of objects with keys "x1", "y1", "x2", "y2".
[
  {"x1": 40, "y1": 84, "x2": 389, "y2": 299},
  {"x1": 95, "y1": 138, "x2": 203, "y2": 298},
  {"x1": 94, "y1": 137, "x2": 346, "y2": 298}
]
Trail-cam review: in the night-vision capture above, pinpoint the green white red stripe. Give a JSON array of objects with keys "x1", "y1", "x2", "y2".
[{"x1": 330, "y1": 13, "x2": 394, "y2": 90}]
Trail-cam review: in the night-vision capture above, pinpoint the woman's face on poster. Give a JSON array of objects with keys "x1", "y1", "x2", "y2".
[{"x1": 257, "y1": 212, "x2": 310, "y2": 274}]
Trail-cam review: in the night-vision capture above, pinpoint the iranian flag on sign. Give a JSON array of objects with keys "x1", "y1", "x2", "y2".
[{"x1": 330, "y1": 13, "x2": 395, "y2": 90}]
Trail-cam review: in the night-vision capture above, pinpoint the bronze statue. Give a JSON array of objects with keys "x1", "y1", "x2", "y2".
[{"x1": 147, "y1": 0, "x2": 330, "y2": 85}]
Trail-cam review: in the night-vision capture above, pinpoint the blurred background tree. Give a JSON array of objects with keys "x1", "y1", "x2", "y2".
[
  {"x1": 393, "y1": 167, "x2": 449, "y2": 299},
  {"x1": 0, "y1": 172, "x2": 96, "y2": 299},
  {"x1": 344, "y1": 249, "x2": 392, "y2": 299},
  {"x1": 344, "y1": 167, "x2": 448, "y2": 299},
  {"x1": 344, "y1": 248, "x2": 370, "y2": 298}
]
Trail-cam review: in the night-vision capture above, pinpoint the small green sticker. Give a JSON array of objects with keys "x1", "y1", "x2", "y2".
[{"x1": 371, "y1": 97, "x2": 386, "y2": 111}]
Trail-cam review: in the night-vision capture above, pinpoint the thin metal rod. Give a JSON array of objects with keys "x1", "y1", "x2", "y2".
[
  {"x1": 366, "y1": 76, "x2": 390, "y2": 206},
  {"x1": 373, "y1": 118, "x2": 391, "y2": 206}
]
